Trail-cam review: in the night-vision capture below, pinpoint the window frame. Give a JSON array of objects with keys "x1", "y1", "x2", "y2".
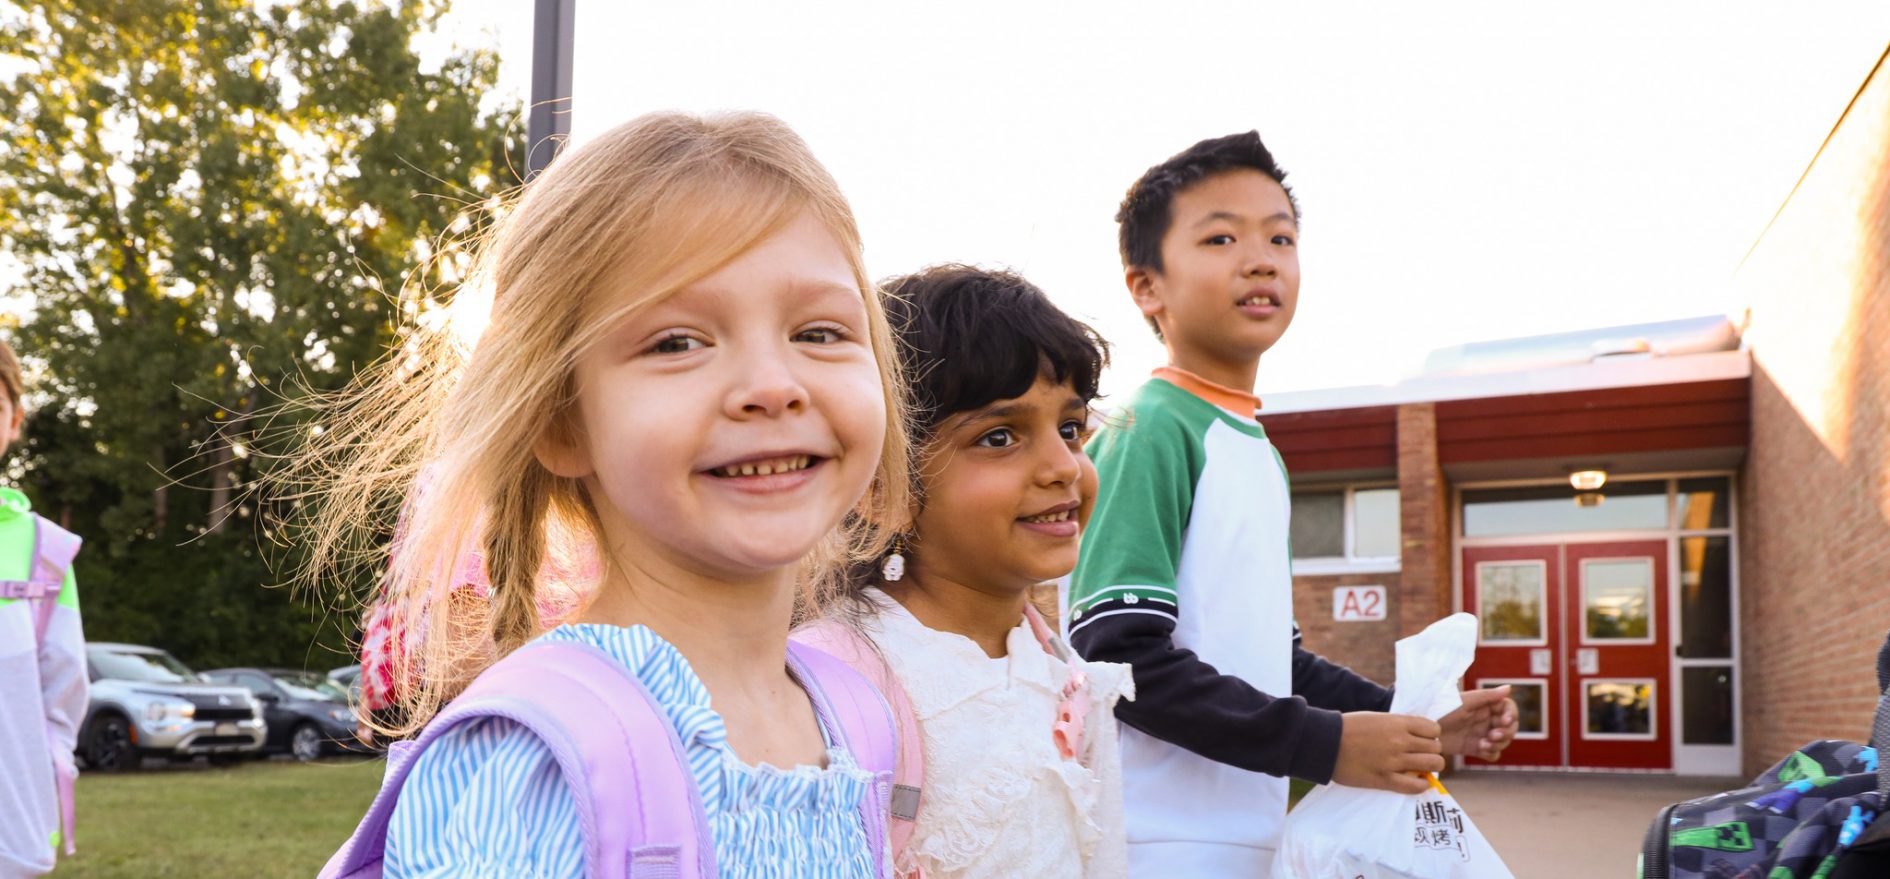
[{"x1": 1291, "y1": 483, "x2": 1403, "y2": 575}]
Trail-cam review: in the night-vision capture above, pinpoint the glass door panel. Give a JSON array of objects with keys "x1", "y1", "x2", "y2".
[{"x1": 1478, "y1": 561, "x2": 1548, "y2": 645}]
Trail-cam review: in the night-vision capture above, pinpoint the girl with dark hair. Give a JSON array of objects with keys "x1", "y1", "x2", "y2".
[{"x1": 798, "y1": 265, "x2": 1132, "y2": 878}]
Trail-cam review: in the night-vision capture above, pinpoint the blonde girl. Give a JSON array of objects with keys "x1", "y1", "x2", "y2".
[{"x1": 289, "y1": 111, "x2": 909, "y2": 878}]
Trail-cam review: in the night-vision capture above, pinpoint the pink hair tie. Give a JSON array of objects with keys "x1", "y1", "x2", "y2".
[{"x1": 1024, "y1": 603, "x2": 1090, "y2": 762}]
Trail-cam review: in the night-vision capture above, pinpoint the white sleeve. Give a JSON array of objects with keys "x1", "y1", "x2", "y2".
[{"x1": 38, "y1": 568, "x2": 87, "y2": 774}]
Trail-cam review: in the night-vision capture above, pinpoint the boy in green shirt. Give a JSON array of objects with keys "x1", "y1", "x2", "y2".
[{"x1": 1068, "y1": 132, "x2": 1518, "y2": 876}]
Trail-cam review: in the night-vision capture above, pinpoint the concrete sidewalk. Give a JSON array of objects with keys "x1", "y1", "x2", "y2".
[{"x1": 1444, "y1": 771, "x2": 1742, "y2": 878}]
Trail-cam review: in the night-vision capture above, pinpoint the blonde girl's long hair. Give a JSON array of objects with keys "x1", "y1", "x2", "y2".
[{"x1": 273, "y1": 111, "x2": 911, "y2": 736}]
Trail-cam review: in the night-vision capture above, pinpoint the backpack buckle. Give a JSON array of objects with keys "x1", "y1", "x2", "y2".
[
  {"x1": 889, "y1": 783, "x2": 922, "y2": 822},
  {"x1": 0, "y1": 579, "x2": 57, "y2": 600}
]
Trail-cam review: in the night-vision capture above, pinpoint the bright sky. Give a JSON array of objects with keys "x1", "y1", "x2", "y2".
[{"x1": 416, "y1": 3, "x2": 1890, "y2": 397}]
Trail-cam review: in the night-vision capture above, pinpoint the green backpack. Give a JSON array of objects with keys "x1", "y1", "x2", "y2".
[{"x1": 1639, "y1": 632, "x2": 1890, "y2": 879}]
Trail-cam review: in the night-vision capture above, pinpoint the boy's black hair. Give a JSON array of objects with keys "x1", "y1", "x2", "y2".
[
  {"x1": 881, "y1": 264, "x2": 1109, "y2": 447},
  {"x1": 1115, "y1": 130, "x2": 1299, "y2": 275}
]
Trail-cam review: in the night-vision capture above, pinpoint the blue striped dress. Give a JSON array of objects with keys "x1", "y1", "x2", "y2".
[{"x1": 384, "y1": 624, "x2": 882, "y2": 878}]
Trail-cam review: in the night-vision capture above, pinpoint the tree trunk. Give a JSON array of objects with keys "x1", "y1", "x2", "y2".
[
  {"x1": 152, "y1": 445, "x2": 168, "y2": 535},
  {"x1": 206, "y1": 438, "x2": 235, "y2": 535},
  {"x1": 205, "y1": 391, "x2": 255, "y2": 535}
]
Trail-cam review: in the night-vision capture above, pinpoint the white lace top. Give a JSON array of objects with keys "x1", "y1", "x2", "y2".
[{"x1": 862, "y1": 589, "x2": 1135, "y2": 879}]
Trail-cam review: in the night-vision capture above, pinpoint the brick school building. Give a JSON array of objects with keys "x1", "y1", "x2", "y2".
[{"x1": 1265, "y1": 49, "x2": 1890, "y2": 777}]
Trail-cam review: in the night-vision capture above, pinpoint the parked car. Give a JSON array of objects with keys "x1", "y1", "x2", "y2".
[
  {"x1": 201, "y1": 667, "x2": 359, "y2": 761},
  {"x1": 81, "y1": 642, "x2": 266, "y2": 771},
  {"x1": 327, "y1": 663, "x2": 361, "y2": 697}
]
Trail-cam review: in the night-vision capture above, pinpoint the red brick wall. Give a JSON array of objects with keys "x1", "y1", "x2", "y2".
[
  {"x1": 1292, "y1": 402, "x2": 1454, "y2": 689},
  {"x1": 1398, "y1": 403, "x2": 1454, "y2": 639},
  {"x1": 1736, "y1": 50, "x2": 1890, "y2": 776},
  {"x1": 1293, "y1": 572, "x2": 1399, "y2": 687}
]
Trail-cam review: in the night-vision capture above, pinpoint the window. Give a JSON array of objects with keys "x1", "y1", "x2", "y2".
[
  {"x1": 1462, "y1": 480, "x2": 1668, "y2": 537},
  {"x1": 86, "y1": 647, "x2": 202, "y2": 684},
  {"x1": 1581, "y1": 559, "x2": 1655, "y2": 643},
  {"x1": 271, "y1": 671, "x2": 349, "y2": 702},
  {"x1": 1583, "y1": 680, "x2": 1655, "y2": 738},
  {"x1": 1290, "y1": 486, "x2": 1401, "y2": 568},
  {"x1": 1480, "y1": 679, "x2": 1548, "y2": 739},
  {"x1": 1676, "y1": 477, "x2": 1731, "y2": 530},
  {"x1": 1289, "y1": 491, "x2": 1344, "y2": 558},
  {"x1": 1477, "y1": 561, "x2": 1547, "y2": 644},
  {"x1": 1353, "y1": 488, "x2": 1400, "y2": 558},
  {"x1": 1681, "y1": 666, "x2": 1735, "y2": 745}
]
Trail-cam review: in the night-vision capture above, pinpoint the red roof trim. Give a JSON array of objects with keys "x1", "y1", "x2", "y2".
[{"x1": 1258, "y1": 379, "x2": 1749, "y2": 473}]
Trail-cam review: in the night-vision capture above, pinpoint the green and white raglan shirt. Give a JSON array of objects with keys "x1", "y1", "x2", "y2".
[
  {"x1": 0, "y1": 487, "x2": 85, "y2": 877},
  {"x1": 1068, "y1": 371, "x2": 1391, "y2": 864}
]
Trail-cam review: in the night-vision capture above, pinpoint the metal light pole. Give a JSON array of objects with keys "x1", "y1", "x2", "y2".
[{"x1": 526, "y1": 0, "x2": 575, "y2": 179}]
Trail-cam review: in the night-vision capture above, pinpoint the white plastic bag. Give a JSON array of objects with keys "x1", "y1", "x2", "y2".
[{"x1": 1273, "y1": 613, "x2": 1516, "y2": 879}]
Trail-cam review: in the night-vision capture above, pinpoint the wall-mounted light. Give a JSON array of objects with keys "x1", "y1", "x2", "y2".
[
  {"x1": 1569, "y1": 469, "x2": 1608, "y2": 491},
  {"x1": 1574, "y1": 491, "x2": 1605, "y2": 508}
]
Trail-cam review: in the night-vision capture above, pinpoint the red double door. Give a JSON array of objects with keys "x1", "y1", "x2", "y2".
[{"x1": 1460, "y1": 541, "x2": 1671, "y2": 770}]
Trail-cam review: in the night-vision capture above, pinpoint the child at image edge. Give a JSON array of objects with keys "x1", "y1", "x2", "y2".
[
  {"x1": 0, "y1": 338, "x2": 86, "y2": 879},
  {"x1": 1066, "y1": 132, "x2": 1521, "y2": 877}
]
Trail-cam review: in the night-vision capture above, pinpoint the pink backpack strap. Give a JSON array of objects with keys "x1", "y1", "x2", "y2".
[
  {"x1": 793, "y1": 621, "x2": 925, "y2": 827},
  {"x1": 28, "y1": 515, "x2": 82, "y2": 857},
  {"x1": 11, "y1": 515, "x2": 81, "y2": 643},
  {"x1": 319, "y1": 641, "x2": 712, "y2": 879},
  {"x1": 32, "y1": 514, "x2": 82, "y2": 580},
  {"x1": 787, "y1": 639, "x2": 898, "y2": 879}
]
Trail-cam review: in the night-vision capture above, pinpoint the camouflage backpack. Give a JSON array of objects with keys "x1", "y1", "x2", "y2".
[{"x1": 1639, "y1": 632, "x2": 1890, "y2": 879}]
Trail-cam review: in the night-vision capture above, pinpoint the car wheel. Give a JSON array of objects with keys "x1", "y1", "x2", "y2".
[
  {"x1": 86, "y1": 714, "x2": 135, "y2": 773},
  {"x1": 290, "y1": 723, "x2": 325, "y2": 762}
]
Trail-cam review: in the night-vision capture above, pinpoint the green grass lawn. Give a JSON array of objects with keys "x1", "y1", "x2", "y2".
[
  {"x1": 1289, "y1": 776, "x2": 1314, "y2": 808},
  {"x1": 52, "y1": 756, "x2": 1317, "y2": 876},
  {"x1": 58, "y1": 757, "x2": 384, "y2": 878}
]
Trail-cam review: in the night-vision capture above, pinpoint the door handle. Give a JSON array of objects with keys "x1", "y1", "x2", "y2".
[{"x1": 1573, "y1": 648, "x2": 1599, "y2": 675}]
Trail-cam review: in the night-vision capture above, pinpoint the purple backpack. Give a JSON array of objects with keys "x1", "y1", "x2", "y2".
[{"x1": 319, "y1": 639, "x2": 897, "y2": 879}]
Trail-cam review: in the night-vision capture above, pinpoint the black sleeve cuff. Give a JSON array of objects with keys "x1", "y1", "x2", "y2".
[{"x1": 1289, "y1": 706, "x2": 1346, "y2": 784}]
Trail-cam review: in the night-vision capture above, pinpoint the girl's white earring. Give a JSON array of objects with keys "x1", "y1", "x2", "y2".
[{"x1": 881, "y1": 536, "x2": 907, "y2": 582}]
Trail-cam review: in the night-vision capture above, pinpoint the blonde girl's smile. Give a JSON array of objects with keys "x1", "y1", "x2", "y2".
[
  {"x1": 701, "y1": 451, "x2": 826, "y2": 494},
  {"x1": 705, "y1": 452, "x2": 817, "y2": 479}
]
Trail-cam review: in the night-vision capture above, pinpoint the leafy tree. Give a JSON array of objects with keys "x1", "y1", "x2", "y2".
[{"x1": 0, "y1": 0, "x2": 520, "y2": 668}]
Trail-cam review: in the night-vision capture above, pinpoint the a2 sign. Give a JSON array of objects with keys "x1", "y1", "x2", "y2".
[{"x1": 1332, "y1": 585, "x2": 1387, "y2": 622}]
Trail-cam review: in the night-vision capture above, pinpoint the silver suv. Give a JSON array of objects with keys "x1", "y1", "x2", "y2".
[{"x1": 80, "y1": 642, "x2": 266, "y2": 771}]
